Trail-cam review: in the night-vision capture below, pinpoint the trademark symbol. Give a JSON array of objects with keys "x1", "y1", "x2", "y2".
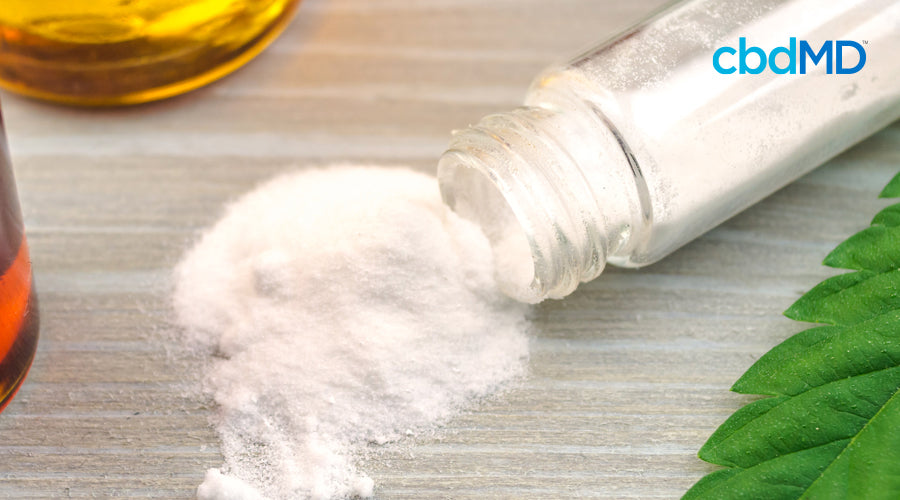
[{"x1": 862, "y1": 40, "x2": 869, "y2": 44}]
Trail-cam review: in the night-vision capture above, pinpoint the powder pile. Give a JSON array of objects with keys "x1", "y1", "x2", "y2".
[{"x1": 173, "y1": 166, "x2": 530, "y2": 499}]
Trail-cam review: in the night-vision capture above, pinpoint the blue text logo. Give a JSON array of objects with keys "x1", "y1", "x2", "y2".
[{"x1": 713, "y1": 38, "x2": 866, "y2": 75}]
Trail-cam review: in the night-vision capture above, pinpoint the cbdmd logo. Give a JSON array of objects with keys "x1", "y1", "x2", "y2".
[{"x1": 713, "y1": 37, "x2": 867, "y2": 74}]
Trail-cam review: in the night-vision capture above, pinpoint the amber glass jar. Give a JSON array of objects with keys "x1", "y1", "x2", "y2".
[
  {"x1": 0, "y1": 102, "x2": 39, "y2": 413},
  {"x1": 0, "y1": 0, "x2": 301, "y2": 106}
]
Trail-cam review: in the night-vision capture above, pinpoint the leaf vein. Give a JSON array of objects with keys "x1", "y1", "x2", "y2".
[{"x1": 685, "y1": 169, "x2": 900, "y2": 499}]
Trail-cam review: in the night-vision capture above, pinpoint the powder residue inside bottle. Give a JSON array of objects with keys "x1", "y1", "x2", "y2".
[{"x1": 173, "y1": 166, "x2": 530, "y2": 499}]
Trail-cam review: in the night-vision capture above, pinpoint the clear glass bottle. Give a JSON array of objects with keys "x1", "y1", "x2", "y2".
[{"x1": 438, "y1": 0, "x2": 900, "y2": 303}]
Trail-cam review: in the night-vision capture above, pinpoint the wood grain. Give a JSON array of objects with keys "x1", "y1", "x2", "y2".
[{"x1": 1, "y1": 0, "x2": 897, "y2": 497}]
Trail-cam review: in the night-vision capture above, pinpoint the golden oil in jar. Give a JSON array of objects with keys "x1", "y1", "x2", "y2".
[{"x1": 0, "y1": 0, "x2": 301, "y2": 106}]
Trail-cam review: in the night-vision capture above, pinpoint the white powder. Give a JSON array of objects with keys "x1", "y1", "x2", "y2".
[{"x1": 173, "y1": 166, "x2": 530, "y2": 499}]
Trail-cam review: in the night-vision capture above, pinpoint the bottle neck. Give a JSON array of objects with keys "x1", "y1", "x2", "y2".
[{"x1": 438, "y1": 104, "x2": 644, "y2": 303}]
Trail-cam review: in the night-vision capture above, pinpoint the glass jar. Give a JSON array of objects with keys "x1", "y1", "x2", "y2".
[
  {"x1": 439, "y1": 0, "x2": 900, "y2": 303},
  {"x1": 0, "y1": 101, "x2": 39, "y2": 413},
  {"x1": 0, "y1": 0, "x2": 301, "y2": 105}
]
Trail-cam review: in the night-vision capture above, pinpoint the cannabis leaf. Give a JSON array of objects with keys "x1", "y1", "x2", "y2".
[{"x1": 683, "y1": 171, "x2": 900, "y2": 500}]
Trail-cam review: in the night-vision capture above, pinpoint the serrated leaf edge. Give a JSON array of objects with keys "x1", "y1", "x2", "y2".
[
  {"x1": 798, "y1": 388, "x2": 900, "y2": 499},
  {"x1": 685, "y1": 170, "x2": 900, "y2": 499}
]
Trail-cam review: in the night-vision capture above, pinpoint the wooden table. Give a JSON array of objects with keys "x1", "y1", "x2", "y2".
[{"x1": 1, "y1": 0, "x2": 897, "y2": 497}]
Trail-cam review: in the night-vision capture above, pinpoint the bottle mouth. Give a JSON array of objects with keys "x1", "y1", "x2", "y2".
[
  {"x1": 438, "y1": 150, "x2": 541, "y2": 303},
  {"x1": 439, "y1": 106, "x2": 620, "y2": 303}
]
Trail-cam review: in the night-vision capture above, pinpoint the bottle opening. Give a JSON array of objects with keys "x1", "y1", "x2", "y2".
[{"x1": 438, "y1": 152, "x2": 540, "y2": 303}]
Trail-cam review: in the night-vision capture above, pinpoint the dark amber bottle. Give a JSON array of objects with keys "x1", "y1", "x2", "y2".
[{"x1": 0, "y1": 102, "x2": 38, "y2": 412}]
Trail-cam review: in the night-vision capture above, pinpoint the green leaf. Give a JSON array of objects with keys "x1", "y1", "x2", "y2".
[
  {"x1": 685, "y1": 171, "x2": 900, "y2": 499},
  {"x1": 879, "y1": 172, "x2": 900, "y2": 198},
  {"x1": 799, "y1": 390, "x2": 900, "y2": 500},
  {"x1": 784, "y1": 270, "x2": 900, "y2": 326},
  {"x1": 702, "y1": 367, "x2": 900, "y2": 468},
  {"x1": 823, "y1": 225, "x2": 900, "y2": 272},
  {"x1": 872, "y1": 203, "x2": 900, "y2": 227},
  {"x1": 684, "y1": 441, "x2": 849, "y2": 500},
  {"x1": 733, "y1": 312, "x2": 900, "y2": 396}
]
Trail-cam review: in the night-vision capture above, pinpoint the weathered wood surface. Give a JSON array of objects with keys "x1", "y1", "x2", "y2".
[{"x1": 1, "y1": 0, "x2": 897, "y2": 497}]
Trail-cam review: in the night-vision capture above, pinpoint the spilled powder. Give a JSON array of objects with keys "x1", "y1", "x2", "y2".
[{"x1": 173, "y1": 166, "x2": 530, "y2": 499}]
